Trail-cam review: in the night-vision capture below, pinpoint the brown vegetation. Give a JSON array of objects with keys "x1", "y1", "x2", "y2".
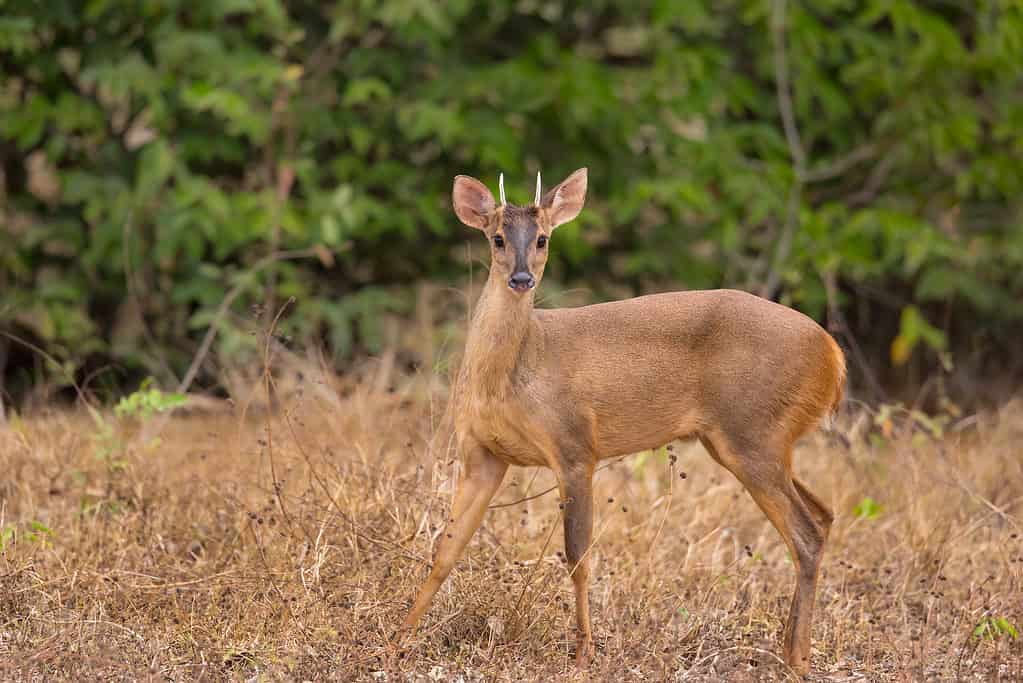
[{"x1": 1, "y1": 367, "x2": 1020, "y2": 681}]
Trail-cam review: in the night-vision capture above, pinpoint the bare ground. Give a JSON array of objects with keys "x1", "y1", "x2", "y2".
[{"x1": 1, "y1": 374, "x2": 1021, "y2": 681}]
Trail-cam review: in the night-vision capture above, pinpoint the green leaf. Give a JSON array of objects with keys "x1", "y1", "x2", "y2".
[
  {"x1": 135, "y1": 139, "x2": 175, "y2": 203},
  {"x1": 342, "y1": 78, "x2": 392, "y2": 106},
  {"x1": 853, "y1": 497, "x2": 883, "y2": 520},
  {"x1": 891, "y1": 306, "x2": 946, "y2": 366},
  {"x1": 974, "y1": 617, "x2": 1019, "y2": 640}
]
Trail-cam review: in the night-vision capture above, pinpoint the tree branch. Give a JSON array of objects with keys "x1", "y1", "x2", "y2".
[
  {"x1": 848, "y1": 150, "x2": 898, "y2": 206},
  {"x1": 760, "y1": 0, "x2": 805, "y2": 300},
  {"x1": 772, "y1": 0, "x2": 806, "y2": 176},
  {"x1": 175, "y1": 248, "x2": 321, "y2": 397},
  {"x1": 804, "y1": 143, "x2": 878, "y2": 183}
]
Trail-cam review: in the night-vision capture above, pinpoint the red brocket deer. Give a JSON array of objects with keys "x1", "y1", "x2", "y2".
[{"x1": 402, "y1": 169, "x2": 845, "y2": 676}]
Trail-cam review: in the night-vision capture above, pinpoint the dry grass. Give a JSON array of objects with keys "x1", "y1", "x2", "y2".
[{"x1": 1, "y1": 367, "x2": 1021, "y2": 681}]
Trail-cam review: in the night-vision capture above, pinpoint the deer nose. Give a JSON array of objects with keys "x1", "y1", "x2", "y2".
[{"x1": 508, "y1": 272, "x2": 535, "y2": 292}]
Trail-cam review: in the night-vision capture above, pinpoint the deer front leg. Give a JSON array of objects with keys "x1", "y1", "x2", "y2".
[
  {"x1": 402, "y1": 444, "x2": 508, "y2": 634},
  {"x1": 559, "y1": 462, "x2": 595, "y2": 666}
]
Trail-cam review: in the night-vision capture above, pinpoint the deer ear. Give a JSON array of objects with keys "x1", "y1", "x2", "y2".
[
  {"x1": 452, "y1": 175, "x2": 496, "y2": 231},
  {"x1": 541, "y1": 168, "x2": 587, "y2": 228}
]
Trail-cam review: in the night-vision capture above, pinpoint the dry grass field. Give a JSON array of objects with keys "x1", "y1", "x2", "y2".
[{"x1": 1, "y1": 363, "x2": 1021, "y2": 681}]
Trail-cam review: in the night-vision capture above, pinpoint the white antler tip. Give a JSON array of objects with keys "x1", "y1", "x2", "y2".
[
  {"x1": 534, "y1": 171, "x2": 542, "y2": 205},
  {"x1": 499, "y1": 172, "x2": 506, "y2": 206}
]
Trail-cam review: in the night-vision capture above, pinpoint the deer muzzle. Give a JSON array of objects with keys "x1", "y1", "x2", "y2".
[{"x1": 508, "y1": 272, "x2": 536, "y2": 292}]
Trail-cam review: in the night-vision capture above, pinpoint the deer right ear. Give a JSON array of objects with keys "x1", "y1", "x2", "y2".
[
  {"x1": 541, "y1": 167, "x2": 587, "y2": 229},
  {"x1": 452, "y1": 175, "x2": 497, "y2": 231}
]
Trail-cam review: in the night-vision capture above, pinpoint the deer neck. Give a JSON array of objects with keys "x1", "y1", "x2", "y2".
[{"x1": 461, "y1": 272, "x2": 535, "y2": 398}]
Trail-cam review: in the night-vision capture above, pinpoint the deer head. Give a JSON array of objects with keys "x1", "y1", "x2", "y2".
[{"x1": 452, "y1": 168, "x2": 588, "y2": 294}]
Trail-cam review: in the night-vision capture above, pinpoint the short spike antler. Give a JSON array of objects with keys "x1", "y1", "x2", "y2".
[
  {"x1": 499, "y1": 173, "x2": 506, "y2": 206},
  {"x1": 534, "y1": 171, "x2": 542, "y2": 205}
]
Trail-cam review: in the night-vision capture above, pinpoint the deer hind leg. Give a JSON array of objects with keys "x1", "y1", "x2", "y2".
[
  {"x1": 557, "y1": 461, "x2": 595, "y2": 667},
  {"x1": 402, "y1": 444, "x2": 508, "y2": 634},
  {"x1": 793, "y1": 476, "x2": 835, "y2": 533},
  {"x1": 699, "y1": 433, "x2": 830, "y2": 676}
]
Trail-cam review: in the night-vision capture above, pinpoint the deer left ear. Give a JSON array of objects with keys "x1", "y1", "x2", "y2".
[
  {"x1": 541, "y1": 168, "x2": 587, "y2": 229},
  {"x1": 452, "y1": 175, "x2": 497, "y2": 231}
]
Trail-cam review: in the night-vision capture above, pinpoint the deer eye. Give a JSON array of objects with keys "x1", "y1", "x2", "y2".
[
  {"x1": 493, "y1": 234, "x2": 505, "y2": 248},
  {"x1": 536, "y1": 235, "x2": 547, "y2": 249}
]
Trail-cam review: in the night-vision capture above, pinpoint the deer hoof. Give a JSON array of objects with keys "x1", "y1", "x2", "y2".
[
  {"x1": 786, "y1": 653, "x2": 810, "y2": 677},
  {"x1": 574, "y1": 637, "x2": 592, "y2": 668}
]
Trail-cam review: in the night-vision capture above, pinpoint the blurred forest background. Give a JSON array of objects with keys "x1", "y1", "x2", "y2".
[{"x1": 3, "y1": 0, "x2": 1023, "y2": 413}]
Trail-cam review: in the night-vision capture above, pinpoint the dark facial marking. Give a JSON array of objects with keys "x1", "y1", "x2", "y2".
[{"x1": 501, "y1": 205, "x2": 540, "y2": 277}]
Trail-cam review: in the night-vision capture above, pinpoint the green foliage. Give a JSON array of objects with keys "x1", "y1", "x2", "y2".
[
  {"x1": 91, "y1": 378, "x2": 181, "y2": 479},
  {"x1": 92, "y1": 417, "x2": 127, "y2": 474},
  {"x1": 891, "y1": 305, "x2": 948, "y2": 368},
  {"x1": 872, "y1": 401, "x2": 955, "y2": 443},
  {"x1": 114, "y1": 378, "x2": 187, "y2": 419},
  {"x1": 2, "y1": 1, "x2": 1023, "y2": 395},
  {"x1": 0, "y1": 520, "x2": 53, "y2": 550},
  {"x1": 852, "y1": 496, "x2": 882, "y2": 520},
  {"x1": 973, "y1": 616, "x2": 1019, "y2": 641}
]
